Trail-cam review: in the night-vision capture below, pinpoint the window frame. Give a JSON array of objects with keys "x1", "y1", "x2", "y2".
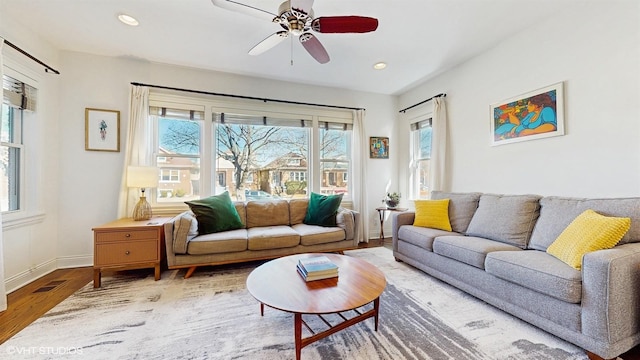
[
  {"x1": 409, "y1": 117, "x2": 433, "y2": 200},
  {"x1": 147, "y1": 93, "x2": 353, "y2": 211}
]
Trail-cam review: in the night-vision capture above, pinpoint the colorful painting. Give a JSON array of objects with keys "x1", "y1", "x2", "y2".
[
  {"x1": 85, "y1": 108, "x2": 120, "y2": 152},
  {"x1": 370, "y1": 137, "x2": 389, "y2": 159},
  {"x1": 491, "y1": 82, "x2": 564, "y2": 146}
]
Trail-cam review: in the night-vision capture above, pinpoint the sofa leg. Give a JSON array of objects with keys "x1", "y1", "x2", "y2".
[
  {"x1": 586, "y1": 351, "x2": 614, "y2": 360},
  {"x1": 184, "y1": 266, "x2": 197, "y2": 279},
  {"x1": 394, "y1": 257, "x2": 402, "y2": 262},
  {"x1": 337, "y1": 251, "x2": 344, "y2": 255}
]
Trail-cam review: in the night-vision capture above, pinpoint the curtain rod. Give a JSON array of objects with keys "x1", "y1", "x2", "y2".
[
  {"x1": 398, "y1": 93, "x2": 446, "y2": 113},
  {"x1": 130, "y1": 82, "x2": 365, "y2": 111},
  {"x1": 3, "y1": 39, "x2": 60, "y2": 75}
]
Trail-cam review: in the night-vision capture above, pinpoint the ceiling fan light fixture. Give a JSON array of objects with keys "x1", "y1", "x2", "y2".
[
  {"x1": 373, "y1": 62, "x2": 387, "y2": 70},
  {"x1": 118, "y1": 13, "x2": 139, "y2": 27}
]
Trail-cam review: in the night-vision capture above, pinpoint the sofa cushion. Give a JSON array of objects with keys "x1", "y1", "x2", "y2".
[
  {"x1": 186, "y1": 229, "x2": 248, "y2": 255},
  {"x1": 431, "y1": 191, "x2": 482, "y2": 233},
  {"x1": 289, "y1": 199, "x2": 309, "y2": 225},
  {"x1": 246, "y1": 200, "x2": 290, "y2": 228},
  {"x1": 433, "y1": 235, "x2": 523, "y2": 269},
  {"x1": 304, "y1": 192, "x2": 343, "y2": 226},
  {"x1": 466, "y1": 194, "x2": 541, "y2": 249},
  {"x1": 185, "y1": 192, "x2": 244, "y2": 235},
  {"x1": 413, "y1": 199, "x2": 452, "y2": 231},
  {"x1": 172, "y1": 211, "x2": 199, "y2": 254},
  {"x1": 485, "y1": 250, "x2": 582, "y2": 303},
  {"x1": 398, "y1": 225, "x2": 457, "y2": 251},
  {"x1": 547, "y1": 209, "x2": 630, "y2": 270},
  {"x1": 292, "y1": 223, "x2": 345, "y2": 245},
  {"x1": 529, "y1": 196, "x2": 640, "y2": 251},
  {"x1": 247, "y1": 226, "x2": 300, "y2": 250}
]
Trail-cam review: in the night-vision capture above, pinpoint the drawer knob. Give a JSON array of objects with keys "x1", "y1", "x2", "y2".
[
  {"x1": 125, "y1": 233, "x2": 131, "y2": 237},
  {"x1": 125, "y1": 251, "x2": 131, "y2": 255}
]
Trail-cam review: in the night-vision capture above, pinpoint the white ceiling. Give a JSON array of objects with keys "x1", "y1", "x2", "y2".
[{"x1": 2, "y1": 0, "x2": 579, "y2": 95}]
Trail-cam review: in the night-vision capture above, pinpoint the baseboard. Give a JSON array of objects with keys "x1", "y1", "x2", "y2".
[
  {"x1": 4, "y1": 255, "x2": 93, "y2": 294},
  {"x1": 5, "y1": 258, "x2": 57, "y2": 294}
]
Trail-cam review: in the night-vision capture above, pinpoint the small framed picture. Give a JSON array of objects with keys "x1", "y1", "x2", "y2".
[
  {"x1": 85, "y1": 108, "x2": 120, "y2": 152},
  {"x1": 370, "y1": 136, "x2": 389, "y2": 159},
  {"x1": 490, "y1": 82, "x2": 564, "y2": 146}
]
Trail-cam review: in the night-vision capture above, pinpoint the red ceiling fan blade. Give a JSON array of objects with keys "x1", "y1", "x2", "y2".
[
  {"x1": 299, "y1": 33, "x2": 330, "y2": 64},
  {"x1": 211, "y1": 0, "x2": 277, "y2": 21},
  {"x1": 312, "y1": 16, "x2": 379, "y2": 33},
  {"x1": 290, "y1": 0, "x2": 314, "y2": 14},
  {"x1": 249, "y1": 31, "x2": 289, "y2": 55}
]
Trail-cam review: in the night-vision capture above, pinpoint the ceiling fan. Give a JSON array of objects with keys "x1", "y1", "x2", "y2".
[{"x1": 211, "y1": 0, "x2": 379, "y2": 64}]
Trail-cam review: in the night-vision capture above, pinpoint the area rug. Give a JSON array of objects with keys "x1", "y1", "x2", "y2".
[{"x1": 0, "y1": 247, "x2": 589, "y2": 360}]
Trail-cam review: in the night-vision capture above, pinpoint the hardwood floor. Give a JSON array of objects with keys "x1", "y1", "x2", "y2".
[{"x1": 1, "y1": 238, "x2": 639, "y2": 360}]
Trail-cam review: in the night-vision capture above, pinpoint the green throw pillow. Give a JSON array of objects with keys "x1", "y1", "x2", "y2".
[
  {"x1": 303, "y1": 192, "x2": 343, "y2": 227},
  {"x1": 185, "y1": 191, "x2": 243, "y2": 235}
]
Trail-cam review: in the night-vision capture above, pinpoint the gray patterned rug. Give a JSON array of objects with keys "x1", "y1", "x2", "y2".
[{"x1": 0, "y1": 247, "x2": 588, "y2": 360}]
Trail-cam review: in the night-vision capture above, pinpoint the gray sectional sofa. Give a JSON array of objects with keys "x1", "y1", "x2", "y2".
[
  {"x1": 164, "y1": 198, "x2": 360, "y2": 278},
  {"x1": 392, "y1": 192, "x2": 640, "y2": 360}
]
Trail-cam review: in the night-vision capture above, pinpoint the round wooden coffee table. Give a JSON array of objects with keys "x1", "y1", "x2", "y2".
[{"x1": 246, "y1": 253, "x2": 386, "y2": 360}]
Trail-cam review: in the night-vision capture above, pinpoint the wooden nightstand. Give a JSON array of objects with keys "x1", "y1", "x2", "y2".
[{"x1": 92, "y1": 217, "x2": 172, "y2": 288}]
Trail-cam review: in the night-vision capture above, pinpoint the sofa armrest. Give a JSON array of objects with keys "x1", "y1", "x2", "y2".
[
  {"x1": 392, "y1": 211, "x2": 415, "y2": 252},
  {"x1": 581, "y1": 242, "x2": 640, "y2": 346},
  {"x1": 337, "y1": 208, "x2": 359, "y2": 244},
  {"x1": 164, "y1": 219, "x2": 178, "y2": 267}
]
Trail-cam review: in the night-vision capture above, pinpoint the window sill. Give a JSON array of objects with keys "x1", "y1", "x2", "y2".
[{"x1": 2, "y1": 211, "x2": 46, "y2": 230}]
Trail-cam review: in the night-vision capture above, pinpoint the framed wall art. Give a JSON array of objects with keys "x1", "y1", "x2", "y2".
[
  {"x1": 85, "y1": 108, "x2": 120, "y2": 152},
  {"x1": 490, "y1": 82, "x2": 564, "y2": 146},
  {"x1": 370, "y1": 136, "x2": 389, "y2": 159}
]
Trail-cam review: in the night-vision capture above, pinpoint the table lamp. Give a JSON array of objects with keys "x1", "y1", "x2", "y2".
[{"x1": 127, "y1": 166, "x2": 159, "y2": 221}]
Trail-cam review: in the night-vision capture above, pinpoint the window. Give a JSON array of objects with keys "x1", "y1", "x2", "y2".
[
  {"x1": 152, "y1": 106, "x2": 204, "y2": 203},
  {"x1": 319, "y1": 121, "x2": 351, "y2": 195},
  {"x1": 148, "y1": 93, "x2": 353, "y2": 207},
  {"x1": 1, "y1": 74, "x2": 35, "y2": 213},
  {"x1": 410, "y1": 119, "x2": 432, "y2": 199}
]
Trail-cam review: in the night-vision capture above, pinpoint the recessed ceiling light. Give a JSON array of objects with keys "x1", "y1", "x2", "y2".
[
  {"x1": 373, "y1": 62, "x2": 387, "y2": 70},
  {"x1": 118, "y1": 13, "x2": 139, "y2": 26}
]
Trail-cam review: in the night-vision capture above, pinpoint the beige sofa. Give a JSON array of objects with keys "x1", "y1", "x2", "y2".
[{"x1": 164, "y1": 198, "x2": 360, "y2": 278}]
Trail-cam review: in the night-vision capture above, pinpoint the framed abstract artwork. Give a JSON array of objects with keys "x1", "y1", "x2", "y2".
[
  {"x1": 490, "y1": 82, "x2": 564, "y2": 146},
  {"x1": 370, "y1": 136, "x2": 389, "y2": 159},
  {"x1": 85, "y1": 108, "x2": 120, "y2": 152}
]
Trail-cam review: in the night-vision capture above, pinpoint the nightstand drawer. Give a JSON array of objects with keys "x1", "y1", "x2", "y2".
[
  {"x1": 95, "y1": 229, "x2": 158, "y2": 243},
  {"x1": 95, "y1": 240, "x2": 159, "y2": 266}
]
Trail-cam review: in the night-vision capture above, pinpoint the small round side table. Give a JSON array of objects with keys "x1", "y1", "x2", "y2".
[{"x1": 375, "y1": 207, "x2": 408, "y2": 240}]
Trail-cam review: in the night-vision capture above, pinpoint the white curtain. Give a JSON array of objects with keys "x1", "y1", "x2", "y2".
[
  {"x1": 351, "y1": 109, "x2": 369, "y2": 242},
  {"x1": 0, "y1": 38, "x2": 7, "y2": 312},
  {"x1": 117, "y1": 85, "x2": 151, "y2": 218},
  {"x1": 429, "y1": 96, "x2": 448, "y2": 192}
]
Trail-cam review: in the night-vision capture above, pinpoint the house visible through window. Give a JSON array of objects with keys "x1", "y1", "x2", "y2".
[
  {"x1": 152, "y1": 106, "x2": 203, "y2": 202},
  {"x1": 410, "y1": 118, "x2": 432, "y2": 199}
]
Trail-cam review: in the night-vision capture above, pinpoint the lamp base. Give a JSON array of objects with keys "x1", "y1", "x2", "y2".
[{"x1": 132, "y1": 196, "x2": 152, "y2": 221}]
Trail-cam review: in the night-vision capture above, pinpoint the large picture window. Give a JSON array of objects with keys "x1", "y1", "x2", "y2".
[{"x1": 149, "y1": 95, "x2": 353, "y2": 207}]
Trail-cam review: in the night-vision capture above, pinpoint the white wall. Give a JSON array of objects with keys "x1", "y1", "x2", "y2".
[
  {"x1": 397, "y1": 1, "x2": 640, "y2": 199},
  {"x1": 55, "y1": 52, "x2": 397, "y2": 268},
  {"x1": 0, "y1": 11, "x2": 62, "y2": 291}
]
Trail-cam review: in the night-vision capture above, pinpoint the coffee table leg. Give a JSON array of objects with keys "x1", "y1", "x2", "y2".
[
  {"x1": 374, "y1": 297, "x2": 380, "y2": 331},
  {"x1": 294, "y1": 313, "x2": 302, "y2": 360},
  {"x1": 260, "y1": 303, "x2": 264, "y2": 316}
]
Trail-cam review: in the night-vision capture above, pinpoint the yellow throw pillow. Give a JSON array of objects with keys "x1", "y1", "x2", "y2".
[
  {"x1": 413, "y1": 199, "x2": 452, "y2": 231},
  {"x1": 547, "y1": 209, "x2": 631, "y2": 270}
]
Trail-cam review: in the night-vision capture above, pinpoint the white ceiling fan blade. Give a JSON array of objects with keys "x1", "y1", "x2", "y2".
[
  {"x1": 299, "y1": 33, "x2": 329, "y2": 64},
  {"x1": 290, "y1": 0, "x2": 314, "y2": 14},
  {"x1": 249, "y1": 31, "x2": 289, "y2": 55},
  {"x1": 211, "y1": 0, "x2": 277, "y2": 21}
]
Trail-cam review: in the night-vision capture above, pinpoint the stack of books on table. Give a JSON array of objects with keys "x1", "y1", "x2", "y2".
[{"x1": 297, "y1": 255, "x2": 339, "y2": 282}]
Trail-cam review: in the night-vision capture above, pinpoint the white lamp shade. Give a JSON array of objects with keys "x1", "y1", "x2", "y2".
[{"x1": 127, "y1": 166, "x2": 159, "y2": 188}]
